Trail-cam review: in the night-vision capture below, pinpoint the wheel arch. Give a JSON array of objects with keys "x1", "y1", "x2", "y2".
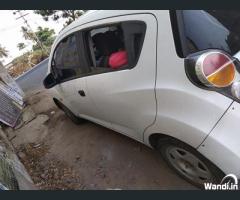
[{"x1": 148, "y1": 133, "x2": 192, "y2": 149}]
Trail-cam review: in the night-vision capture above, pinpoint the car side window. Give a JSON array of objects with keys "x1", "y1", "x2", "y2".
[
  {"x1": 52, "y1": 34, "x2": 87, "y2": 82},
  {"x1": 84, "y1": 21, "x2": 146, "y2": 75}
]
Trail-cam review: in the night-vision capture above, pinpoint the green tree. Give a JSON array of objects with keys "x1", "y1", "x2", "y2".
[
  {"x1": 17, "y1": 43, "x2": 26, "y2": 51},
  {"x1": 20, "y1": 26, "x2": 55, "y2": 52},
  {"x1": 33, "y1": 27, "x2": 55, "y2": 50},
  {"x1": 9, "y1": 49, "x2": 49, "y2": 78},
  {"x1": 33, "y1": 10, "x2": 86, "y2": 26}
]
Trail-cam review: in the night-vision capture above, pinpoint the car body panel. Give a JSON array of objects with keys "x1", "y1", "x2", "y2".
[
  {"x1": 143, "y1": 11, "x2": 233, "y2": 148},
  {"x1": 198, "y1": 101, "x2": 240, "y2": 177}
]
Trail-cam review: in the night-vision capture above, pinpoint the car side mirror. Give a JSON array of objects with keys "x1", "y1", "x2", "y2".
[{"x1": 43, "y1": 73, "x2": 58, "y2": 89}]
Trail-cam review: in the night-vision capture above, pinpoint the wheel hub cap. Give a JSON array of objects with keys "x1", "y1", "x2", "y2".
[{"x1": 166, "y1": 146, "x2": 214, "y2": 185}]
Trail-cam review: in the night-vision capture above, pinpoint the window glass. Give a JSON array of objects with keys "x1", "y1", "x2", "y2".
[
  {"x1": 85, "y1": 21, "x2": 146, "y2": 75},
  {"x1": 179, "y1": 10, "x2": 240, "y2": 57},
  {"x1": 62, "y1": 36, "x2": 79, "y2": 68},
  {"x1": 52, "y1": 34, "x2": 84, "y2": 82}
]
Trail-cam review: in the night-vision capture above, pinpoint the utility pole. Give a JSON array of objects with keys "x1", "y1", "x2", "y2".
[{"x1": 14, "y1": 10, "x2": 46, "y2": 53}]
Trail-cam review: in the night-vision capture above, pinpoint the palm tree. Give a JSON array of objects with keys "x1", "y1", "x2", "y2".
[
  {"x1": 0, "y1": 44, "x2": 8, "y2": 66},
  {"x1": 0, "y1": 44, "x2": 8, "y2": 58}
]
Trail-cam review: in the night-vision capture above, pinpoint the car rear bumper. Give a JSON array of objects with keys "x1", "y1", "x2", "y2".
[{"x1": 198, "y1": 101, "x2": 240, "y2": 178}]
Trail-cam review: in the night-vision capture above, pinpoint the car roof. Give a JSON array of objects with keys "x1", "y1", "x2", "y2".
[{"x1": 58, "y1": 10, "x2": 155, "y2": 36}]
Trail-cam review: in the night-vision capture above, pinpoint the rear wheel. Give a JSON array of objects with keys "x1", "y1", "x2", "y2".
[{"x1": 157, "y1": 138, "x2": 224, "y2": 188}]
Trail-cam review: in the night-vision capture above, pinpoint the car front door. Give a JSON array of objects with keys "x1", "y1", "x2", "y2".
[
  {"x1": 82, "y1": 14, "x2": 158, "y2": 141},
  {"x1": 51, "y1": 33, "x2": 93, "y2": 117}
]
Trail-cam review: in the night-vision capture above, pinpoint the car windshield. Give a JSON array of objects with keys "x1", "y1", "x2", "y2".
[{"x1": 179, "y1": 10, "x2": 240, "y2": 57}]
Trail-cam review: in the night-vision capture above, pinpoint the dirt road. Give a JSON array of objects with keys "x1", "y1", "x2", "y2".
[{"x1": 4, "y1": 90, "x2": 196, "y2": 190}]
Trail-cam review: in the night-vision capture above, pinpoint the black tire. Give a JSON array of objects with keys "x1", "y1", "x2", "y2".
[
  {"x1": 54, "y1": 99, "x2": 85, "y2": 125},
  {"x1": 157, "y1": 138, "x2": 225, "y2": 189}
]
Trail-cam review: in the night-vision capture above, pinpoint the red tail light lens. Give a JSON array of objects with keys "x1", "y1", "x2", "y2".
[
  {"x1": 185, "y1": 50, "x2": 240, "y2": 103},
  {"x1": 195, "y1": 52, "x2": 236, "y2": 88}
]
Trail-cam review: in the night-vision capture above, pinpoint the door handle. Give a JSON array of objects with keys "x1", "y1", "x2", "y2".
[{"x1": 78, "y1": 90, "x2": 86, "y2": 97}]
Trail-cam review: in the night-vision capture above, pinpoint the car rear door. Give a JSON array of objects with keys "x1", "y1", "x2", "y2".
[{"x1": 83, "y1": 14, "x2": 158, "y2": 141}]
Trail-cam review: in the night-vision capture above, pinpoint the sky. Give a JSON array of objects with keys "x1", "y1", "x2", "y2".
[{"x1": 0, "y1": 10, "x2": 66, "y2": 65}]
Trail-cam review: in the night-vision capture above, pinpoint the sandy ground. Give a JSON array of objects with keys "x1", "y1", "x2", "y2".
[{"x1": 4, "y1": 90, "x2": 196, "y2": 190}]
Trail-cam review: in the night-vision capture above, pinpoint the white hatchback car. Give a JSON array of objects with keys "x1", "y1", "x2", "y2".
[{"x1": 44, "y1": 10, "x2": 240, "y2": 188}]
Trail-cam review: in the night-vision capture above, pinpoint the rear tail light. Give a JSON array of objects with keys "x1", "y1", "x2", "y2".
[
  {"x1": 195, "y1": 52, "x2": 235, "y2": 88},
  {"x1": 185, "y1": 50, "x2": 240, "y2": 102}
]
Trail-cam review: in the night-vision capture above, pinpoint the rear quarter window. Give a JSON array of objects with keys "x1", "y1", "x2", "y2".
[{"x1": 172, "y1": 10, "x2": 240, "y2": 57}]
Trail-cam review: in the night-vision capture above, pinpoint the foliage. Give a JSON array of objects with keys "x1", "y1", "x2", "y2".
[
  {"x1": 17, "y1": 43, "x2": 26, "y2": 51},
  {"x1": 10, "y1": 10, "x2": 83, "y2": 77},
  {"x1": 9, "y1": 25, "x2": 56, "y2": 77},
  {"x1": 8, "y1": 52, "x2": 30, "y2": 77},
  {"x1": 0, "y1": 44, "x2": 8, "y2": 59},
  {"x1": 33, "y1": 10, "x2": 86, "y2": 26},
  {"x1": 30, "y1": 49, "x2": 49, "y2": 64},
  {"x1": 0, "y1": 44, "x2": 8, "y2": 66},
  {"x1": 21, "y1": 26, "x2": 56, "y2": 52},
  {"x1": 9, "y1": 11, "x2": 59, "y2": 77},
  {"x1": 8, "y1": 49, "x2": 49, "y2": 78},
  {"x1": 34, "y1": 27, "x2": 55, "y2": 51}
]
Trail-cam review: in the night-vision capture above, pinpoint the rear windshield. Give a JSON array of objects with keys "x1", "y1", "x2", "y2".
[{"x1": 175, "y1": 10, "x2": 240, "y2": 57}]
